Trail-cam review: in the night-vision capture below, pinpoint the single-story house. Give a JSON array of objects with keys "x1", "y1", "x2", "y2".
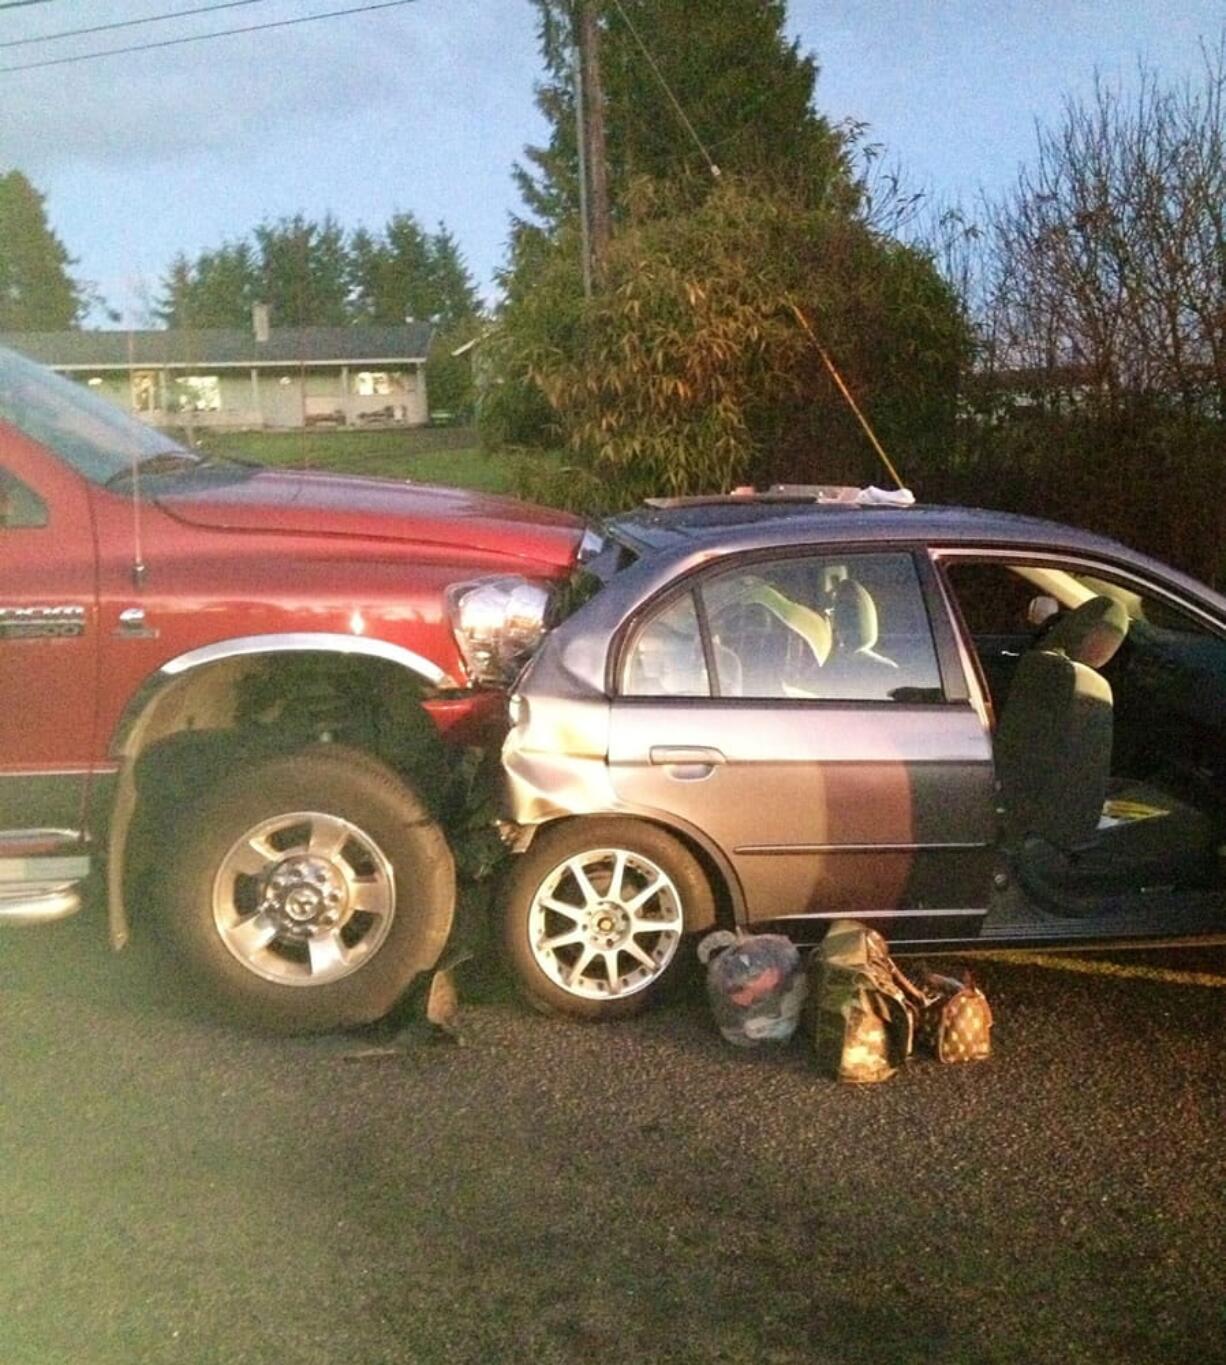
[{"x1": 1, "y1": 318, "x2": 434, "y2": 430}]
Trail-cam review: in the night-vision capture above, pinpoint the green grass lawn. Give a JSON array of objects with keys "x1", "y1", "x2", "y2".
[{"x1": 198, "y1": 426, "x2": 522, "y2": 494}]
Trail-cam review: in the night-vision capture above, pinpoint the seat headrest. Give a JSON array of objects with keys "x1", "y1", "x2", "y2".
[
  {"x1": 744, "y1": 582, "x2": 832, "y2": 666},
  {"x1": 832, "y1": 579, "x2": 879, "y2": 653},
  {"x1": 1043, "y1": 596, "x2": 1129, "y2": 668}
]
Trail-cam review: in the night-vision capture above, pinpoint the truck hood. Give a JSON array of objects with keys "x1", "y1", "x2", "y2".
[{"x1": 154, "y1": 468, "x2": 585, "y2": 570}]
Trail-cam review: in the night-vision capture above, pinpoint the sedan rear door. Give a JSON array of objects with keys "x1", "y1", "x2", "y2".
[{"x1": 606, "y1": 547, "x2": 998, "y2": 941}]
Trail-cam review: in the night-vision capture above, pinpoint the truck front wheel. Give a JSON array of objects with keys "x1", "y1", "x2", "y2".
[{"x1": 157, "y1": 745, "x2": 454, "y2": 1032}]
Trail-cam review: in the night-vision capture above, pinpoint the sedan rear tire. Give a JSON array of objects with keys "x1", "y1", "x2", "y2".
[{"x1": 503, "y1": 818, "x2": 714, "y2": 1020}]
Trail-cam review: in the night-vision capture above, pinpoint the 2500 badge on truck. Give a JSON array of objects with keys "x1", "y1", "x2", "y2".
[{"x1": 0, "y1": 342, "x2": 589, "y2": 1031}]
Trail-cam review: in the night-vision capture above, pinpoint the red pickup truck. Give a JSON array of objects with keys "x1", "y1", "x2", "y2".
[{"x1": 0, "y1": 342, "x2": 588, "y2": 1030}]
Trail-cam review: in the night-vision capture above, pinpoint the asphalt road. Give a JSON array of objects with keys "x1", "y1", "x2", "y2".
[{"x1": 1, "y1": 912, "x2": 1223, "y2": 1365}]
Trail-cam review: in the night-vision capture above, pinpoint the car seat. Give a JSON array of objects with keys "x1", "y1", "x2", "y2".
[
  {"x1": 625, "y1": 617, "x2": 710, "y2": 696},
  {"x1": 1000, "y1": 594, "x2": 1218, "y2": 900},
  {"x1": 825, "y1": 578, "x2": 899, "y2": 677},
  {"x1": 996, "y1": 646, "x2": 1114, "y2": 852},
  {"x1": 1040, "y1": 594, "x2": 1130, "y2": 668},
  {"x1": 706, "y1": 577, "x2": 831, "y2": 698}
]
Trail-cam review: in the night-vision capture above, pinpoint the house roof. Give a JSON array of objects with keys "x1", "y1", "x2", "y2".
[{"x1": 0, "y1": 323, "x2": 434, "y2": 370}]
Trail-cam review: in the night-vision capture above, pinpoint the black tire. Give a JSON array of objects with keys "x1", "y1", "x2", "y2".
[
  {"x1": 157, "y1": 744, "x2": 454, "y2": 1033},
  {"x1": 502, "y1": 817, "x2": 714, "y2": 1021}
]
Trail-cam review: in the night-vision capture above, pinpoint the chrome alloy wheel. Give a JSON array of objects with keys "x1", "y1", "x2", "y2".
[
  {"x1": 527, "y1": 847, "x2": 685, "y2": 1000},
  {"x1": 212, "y1": 811, "x2": 396, "y2": 987}
]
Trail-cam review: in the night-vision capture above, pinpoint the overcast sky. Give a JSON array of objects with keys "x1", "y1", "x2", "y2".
[{"x1": 1, "y1": 0, "x2": 1221, "y2": 325}]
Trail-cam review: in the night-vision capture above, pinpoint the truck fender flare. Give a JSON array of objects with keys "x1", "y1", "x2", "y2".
[
  {"x1": 110, "y1": 631, "x2": 455, "y2": 760},
  {"x1": 104, "y1": 633, "x2": 457, "y2": 950}
]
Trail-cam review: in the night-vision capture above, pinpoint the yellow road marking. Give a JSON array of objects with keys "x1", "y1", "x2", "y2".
[{"x1": 950, "y1": 949, "x2": 1226, "y2": 989}]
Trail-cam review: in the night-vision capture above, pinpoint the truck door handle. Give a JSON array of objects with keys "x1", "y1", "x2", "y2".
[
  {"x1": 113, "y1": 606, "x2": 158, "y2": 639},
  {"x1": 649, "y1": 746, "x2": 726, "y2": 767}
]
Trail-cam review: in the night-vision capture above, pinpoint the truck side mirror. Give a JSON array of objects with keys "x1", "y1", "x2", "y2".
[{"x1": 0, "y1": 470, "x2": 48, "y2": 529}]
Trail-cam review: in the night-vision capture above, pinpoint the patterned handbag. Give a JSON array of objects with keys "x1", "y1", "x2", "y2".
[
  {"x1": 809, "y1": 921, "x2": 921, "y2": 1083},
  {"x1": 918, "y1": 970, "x2": 993, "y2": 1063}
]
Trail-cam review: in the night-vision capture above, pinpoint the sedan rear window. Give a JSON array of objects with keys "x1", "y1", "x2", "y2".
[
  {"x1": 623, "y1": 593, "x2": 710, "y2": 697},
  {"x1": 622, "y1": 551, "x2": 945, "y2": 703}
]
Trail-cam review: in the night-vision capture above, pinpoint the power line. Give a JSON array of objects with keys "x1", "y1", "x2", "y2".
[
  {"x1": 0, "y1": 0, "x2": 62, "y2": 11},
  {"x1": 0, "y1": 0, "x2": 270, "y2": 51},
  {"x1": 607, "y1": 0, "x2": 721, "y2": 180},
  {"x1": 0, "y1": 0, "x2": 420, "y2": 74}
]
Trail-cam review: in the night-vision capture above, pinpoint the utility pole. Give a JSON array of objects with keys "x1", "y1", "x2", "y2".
[
  {"x1": 576, "y1": 1, "x2": 610, "y2": 288},
  {"x1": 573, "y1": 41, "x2": 592, "y2": 300}
]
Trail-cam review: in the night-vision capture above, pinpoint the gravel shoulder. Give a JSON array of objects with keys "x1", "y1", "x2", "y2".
[{"x1": 1, "y1": 913, "x2": 1223, "y2": 1364}]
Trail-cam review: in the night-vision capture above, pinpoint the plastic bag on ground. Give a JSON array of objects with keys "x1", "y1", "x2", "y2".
[{"x1": 697, "y1": 929, "x2": 807, "y2": 1047}]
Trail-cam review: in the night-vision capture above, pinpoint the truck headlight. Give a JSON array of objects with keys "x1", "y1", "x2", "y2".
[{"x1": 445, "y1": 576, "x2": 554, "y2": 685}]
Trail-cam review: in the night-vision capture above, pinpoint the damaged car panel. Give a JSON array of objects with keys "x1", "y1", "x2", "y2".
[{"x1": 501, "y1": 493, "x2": 1226, "y2": 1020}]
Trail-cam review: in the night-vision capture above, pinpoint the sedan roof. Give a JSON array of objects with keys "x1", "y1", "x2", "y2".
[
  {"x1": 610, "y1": 499, "x2": 1125, "y2": 559},
  {"x1": 603, "y1": 497, "x2": 1226, "y2": 623}
]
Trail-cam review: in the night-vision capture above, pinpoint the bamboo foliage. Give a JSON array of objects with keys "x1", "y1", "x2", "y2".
[{"x1": 504, "y1": 180, "x2": 967, "y2": 510}]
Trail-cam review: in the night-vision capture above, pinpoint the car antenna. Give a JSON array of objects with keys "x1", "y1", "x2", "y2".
[
  {"x1": 787, "y1": 302, "x2": 908, "y2": 493},
  {"x1": 130, "y1": 452, "x2": 147, "y2": 587},
  {"x1": 126, "y1": 329, "x2": 147, "y2": 587}
]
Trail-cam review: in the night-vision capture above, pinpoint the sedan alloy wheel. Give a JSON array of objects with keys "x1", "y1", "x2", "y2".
[
  {"x1": 527, "y1": 846, "x2": 685, "y2": 1000},
  {"x1": 504, "y1": 817, "x2": 715, "y2": 1020}
]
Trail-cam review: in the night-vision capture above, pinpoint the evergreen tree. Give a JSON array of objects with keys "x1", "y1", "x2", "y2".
[
  {"x1": 490, "y1": 4, "x2": 966, "y2": 503},
  {"x1": 161, "y1": 213, "x2": 480, "y2": 331},
  {"x1": 353, "y1": 212, "x2": 433, "y2": 323},
  {"x1": 514, "y1": 0, "x2": 851, "y2": 233},
  {"x1": 427, "y1": 224, "x2": 482, "y2": 324},
  {"x1": 158, "y1": 241, "x2": 259, "y2": 327},
  {"x1": 0, "y1": 170, "x2": 86, "y2": 330},
  {"x1": 351, "y1": 214, "x2": 481, "y2": 326},
  {"x1": 156, "y1": 254, "x2": 195, "y2": 327},
  {"x1": 348, "y1": 226, "x2": 390, "y2": 322},
  {"x1": 254, "y1": 215, "x2": 351, "y2": 326}
]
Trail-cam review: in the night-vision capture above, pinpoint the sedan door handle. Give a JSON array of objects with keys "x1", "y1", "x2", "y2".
[{"x1": 649, "y1": 746, "x2": 727, "y2": 766}]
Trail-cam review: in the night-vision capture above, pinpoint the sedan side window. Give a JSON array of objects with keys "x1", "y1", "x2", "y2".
[
  {"x1": 0, "y1": 468, "x2": 47, "y2": 529},
  {"x1": 622, "y1": 592, "x2": 711, "y2": 697},
  {"x1": 699, "y1": 552, "x2": 944, "y2": 703}
]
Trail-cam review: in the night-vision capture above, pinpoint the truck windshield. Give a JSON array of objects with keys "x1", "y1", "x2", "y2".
[{"x1": 0, "y1": 343, "x2": 198, "y2": 486}]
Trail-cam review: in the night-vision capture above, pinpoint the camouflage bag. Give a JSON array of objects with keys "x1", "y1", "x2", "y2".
[
  {"x1": 808, "y1": 920, "x2": 926, "y2": 1083},
  {"x1": 918, "y1": 970, "x2": 993, "y2": 1063}
]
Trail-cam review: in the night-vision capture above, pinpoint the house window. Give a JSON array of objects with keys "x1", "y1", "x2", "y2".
[
  {"x1": 175, "y1": 375, "x2": 221, "y2": 412},
  {"x1": 355, "y1": 371, "x2": 393, "y2": 397},
  {"x1": 132, "y1": 371, "x2": 158, "y2": 413}
]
